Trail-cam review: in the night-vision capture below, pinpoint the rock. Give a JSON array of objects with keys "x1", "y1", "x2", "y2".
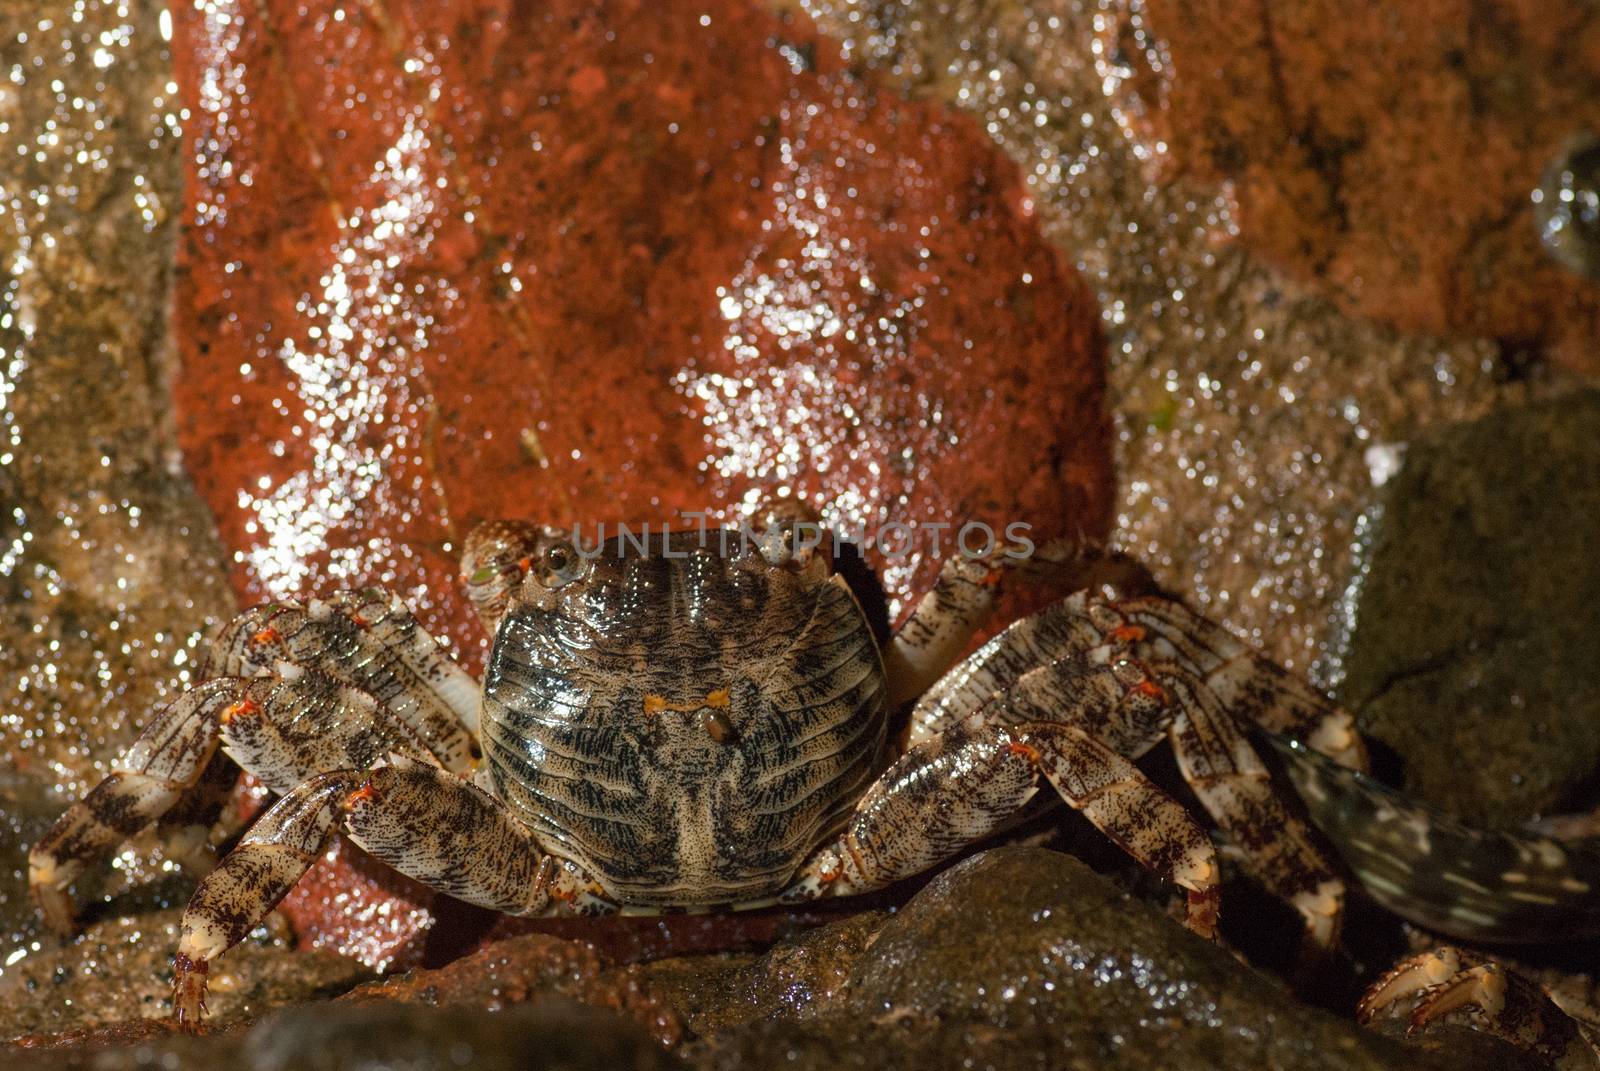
[
  {"x1": 0, "y1": 908, "x2": 371, "y2": 1041},
  {"x1": 1117, "y1": 0, "x2": 1600, "y2": 375},
  {"x1": 0, "y1": 0, "x2": 235, "y2": 811},
  {"x1": 640, "y1": 911, "x2": 884, "y2": 1036},
  {"x1": 11, "y1": 1001, "x2": 684, "y2": 1071},
  {"x1": 168, "y1": 0, "x2": 1112, "y2": 662},
  {"x1": 1366, "y1": 1021, "x2": 1547, "y2": 1071},
  {"x1": 788, "y1": 0, "x2": 1515, "y2": 683},
  {"x1": 342, "y1": 933, "x2": 682, "y2": 1048},
  {"x1": 1337, "y1": 391, "x2": 1600, "y2": 822},
  {"x1": 680, "y1": 847, "x2": 1478, "y2": 1070}
]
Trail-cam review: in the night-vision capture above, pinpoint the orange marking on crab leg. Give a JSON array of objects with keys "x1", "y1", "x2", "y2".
[
  {"x1": 517, "y1": 556, "x2": 533, "y2": 574},
  {"x1": 1004, "y1": 741, "x2": 1042, "y2": 764},
  {"x1": 1134, "y1": 679, "x2": 1168, "y2": 703},
  {"x1": 219, "y1": 698, "x2": 260, "y2": 725},
  {"x1": 342, "y1": 780, "x2": 381, "y2": 812},
  {"x1": 1109, "y1": 624, "x2": 1146, "y2": 645},
  {"x1": 250, "y1": 626, "x2": 281, "y2": 646}
]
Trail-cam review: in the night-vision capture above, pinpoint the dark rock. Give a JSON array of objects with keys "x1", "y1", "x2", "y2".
[
  {"x1": 640, "y1": 911, "x2": 884, "y2": 1036},
  {"x1": 1339, "y1": 390, "x2": 1600, "y2": 822},
  {"x1": 684, "y1": 847, "x2": 1466, "y2": 1071},
  {"x1": 11, "y1": 1001, "x2": 684, "y2": 1071},
  {"x1": 1366, "y1": 1019, "x2": 1548, "y2": 1071}
]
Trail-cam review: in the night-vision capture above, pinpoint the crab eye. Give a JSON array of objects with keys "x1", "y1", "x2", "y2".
[{"x1": 539, "y1": 541, "x2": 587, "y2": 588}]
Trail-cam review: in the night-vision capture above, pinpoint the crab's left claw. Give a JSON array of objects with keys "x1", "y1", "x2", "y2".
[{"x1": 1360, "y1": 947, "x2": 1600, "y2": 1068}]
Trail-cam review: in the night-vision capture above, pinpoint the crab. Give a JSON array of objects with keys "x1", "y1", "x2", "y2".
[{"x1": 28, "y1": 508, "x2": 1368, "y2": 1028}]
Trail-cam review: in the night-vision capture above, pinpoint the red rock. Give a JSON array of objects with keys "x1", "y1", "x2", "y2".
[
  {"x1": 1113, "y1": 0, "x2": 1600, "y2": 374},
  {"x1": 171, "y1": 0, "x2": 1109, "y2": 967},
  {"x1": 342, "y1": 933, "x2": 682, "y2": 1048}
]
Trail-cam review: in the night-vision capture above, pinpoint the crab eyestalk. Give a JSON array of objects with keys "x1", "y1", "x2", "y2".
[{"x1": 461, "y1": 520, "x2": 559, "y2": 634}]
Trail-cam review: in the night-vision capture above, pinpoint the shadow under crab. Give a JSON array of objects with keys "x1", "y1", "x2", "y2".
[{"x1": 28, "y1": 511, "x2": 1367, "y2": 1029}]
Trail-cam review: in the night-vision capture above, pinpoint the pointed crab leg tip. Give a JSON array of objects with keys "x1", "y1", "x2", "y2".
[{"x1": 171, "y1": 951, "x2": 211, "y2": 1031}]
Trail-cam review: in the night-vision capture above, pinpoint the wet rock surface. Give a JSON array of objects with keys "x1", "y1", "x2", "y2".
[
  {"x1": 341, "y1": 933, "x2": 681, "y2": 1048},
  {"x1": 1, "y1": 907, "x2": 370, "y2": 1040},
  {"x1": 1339, "y1": 390, "x2": 1600, "y2": 822},
  {"x1": 0, "y1": 0, "x2": 236, "y2": 998},
  {"x1": 787, "y1": 0, "x2": 1525, "y2": 683},
  {"x1": 0, "y1": 0, "x2": 235, "y2": 792},
  {"x1": 169, "y1": 0, "x2": 1113, "y2": 661},
  {"x1": 1120, "y1": 0, "x2": 1600, "y2": 375},
  {"x1": 662, "y1": 848, "x2": 1498, "y2": 1070},
  {"x1": 15, "y1": 849, "x2": 1540, "y2": 1070}
]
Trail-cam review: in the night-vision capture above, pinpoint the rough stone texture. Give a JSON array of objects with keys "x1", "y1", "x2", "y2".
[
  {"x1": 1339, "y1": 390, "x2": 1600, "y2": 822},
  {"x1": 640, "y1": 911, "x2": 885, "y2": 1036},
  {"x1": 0, "y1": 907, "x2": 370, "y2": 1041},
  {"x1": 0, "y1": 0, "x2": 235, "y2": 790},
  {"x1": 10, "y1": 1002, "x2": 686, "y2": 1071},
  {"x1": 13, "y1": 849, "x2": 1531, "y2": 1069},
  {"x1": 1118, "y1": 0, "x2": 1600, "y2": 375},
  {"x1": 785, "y1": 0, "x2": 1527, "y2": 688},
  {"x1": 671, "y1": 848, "x2": 1515, "y2": 1071}
]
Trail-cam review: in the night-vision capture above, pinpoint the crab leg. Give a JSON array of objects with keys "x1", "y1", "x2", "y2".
[
  {"x1": 208, "y1": 588, "x2": 481, "y2": 764},
  {"x1": 1156, "y1": 667, "x2": 1346, "y2": 950},
  {"x1": 784, "y1": 675, "x2": 1221, "y2": 938},
  {"x1": 882, "y1": 553, "x2": 1009, "y2": 709},
  {"x1": 30, "y1": 586, "x2": 480, "y2": 935},
  {"x1": 28, "y1": 665, "x2": 452, "y2": 933},
  {"x1": 29, "y1": 679, "x2": 239, "y2": 934},
  {"x1": 907, "y1": 593, "x2": 1105, "y2": 745},
  {"x1": 1112, "y1": 597, "x2": 1367, "y2": 771},
  {"x1": 172, "y1": 758, "x2": 587, "y2": 1026},
  {"x1": 155, "y1": 749, "x2": 245, "y2": 877}
]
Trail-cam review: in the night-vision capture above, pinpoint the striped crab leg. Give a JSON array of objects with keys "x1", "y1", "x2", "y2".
[
  {"x1": 784, "y1": 656, "x2": 1222, "y2": 939},
  {"x1": 1269, "y1": 735, "x2": 1600, "y2": 942},
  {"x1": 28, "y1": 587, "x2": 479, "y2": 935},
  {"x1": 169, "y1": 757, "x2": 596, "y2": 1027},
  {"x1": 1109, "y1": 595, "x2": 1368, "y2": 772}
]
